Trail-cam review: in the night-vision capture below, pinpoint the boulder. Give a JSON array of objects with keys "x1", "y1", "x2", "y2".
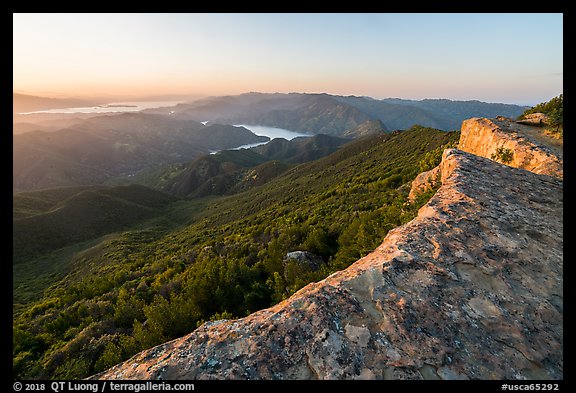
[
  {"x1": 516, "y1": 112, "x2": 549, "y2": 126},
  {"x1": 408, "y1": 165, "x2": 441, "y2": 202},
  {"x1": 283, "y1": 251, "x2": 324, "y2": 271}
]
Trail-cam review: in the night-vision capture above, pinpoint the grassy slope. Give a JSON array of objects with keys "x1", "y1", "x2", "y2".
[
  {"x1": 13, "y1": 184, "x2": 178, "y2": 263},
  {"x1": 13, "y1": 192, "x2": 213, "y2": 312},
  {"x1": 14, "y1": 186, "x2": 97, "y2": 219},
  {"x1": 13, "y1": 126, "x2": 459, "y2": 379}
]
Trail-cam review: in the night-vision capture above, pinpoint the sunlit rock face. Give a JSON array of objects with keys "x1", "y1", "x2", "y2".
[
  {"x1": 516, "y1": 112, "x2": 549, "y2": 126},
  {"x1": 408, "y1": 166, "x2": 440, "y2": 203},
  {"x1": 459, "y1": 117, "x2": 562, "y2": 179},
  {"x1": 93, "y1": 120, "x2": 563, "y2": 381}
]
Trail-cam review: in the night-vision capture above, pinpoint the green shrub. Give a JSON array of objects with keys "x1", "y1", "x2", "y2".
[
  {"x1": 491, "y1": 146, "x2": 514, "y2": 164},
  {"x1": 13, "y1": 126, "x2": 460, "y2": 380}
]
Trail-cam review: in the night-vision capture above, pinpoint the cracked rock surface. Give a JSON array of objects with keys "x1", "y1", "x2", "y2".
[
  {"x1": 459, "y1": 117, "x2": 562, "y2": 179},
  {"x1": 93, "y1": 120, "x2": 563, "y2": 380}
]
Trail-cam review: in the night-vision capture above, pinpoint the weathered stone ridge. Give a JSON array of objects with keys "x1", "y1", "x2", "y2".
[
  {"x1": 408, "y1": 166, "x2": 440, "y2": 202},
  {"x1": 409, "y1": 116, "x2": 562, "y2": 202},
  {"x1": 459, "y1": 117, "x2": 562, "y2": 179},
  {"x1": 93, "y1": 147, "x2": 563, "y2": 380}
]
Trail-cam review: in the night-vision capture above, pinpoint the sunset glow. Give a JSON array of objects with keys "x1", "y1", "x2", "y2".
[{"x1": 13, "y1": 13, "x2": 563, "y2": 105}]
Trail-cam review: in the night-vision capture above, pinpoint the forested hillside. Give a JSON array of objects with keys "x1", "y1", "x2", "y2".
[
  {"x1": 13, "y1": 113, "x2": 268, "y2": 191},
  {"x1": 13, "y1": 126, "x2": 458, "y2": 380}
]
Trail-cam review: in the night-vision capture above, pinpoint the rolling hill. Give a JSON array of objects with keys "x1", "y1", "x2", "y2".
[
  {"x1": 147, "y1": 92, "x2": 527, "y2": 132},
  {"x1": 13, "y1": 125, "x2": 459, "y2": 379},
  {"x1": 160, "y1": 134, "x2": 350, "y2": 198},
  {"x1": 251, "y1": 134, "x2": 350, "y2": 163},
  {"x1": 13, "y1": 112, "x2": 268, "y2": 191},
  {"x1": 161, "y1": 149, "x2": 268, "y2": 198},
  {"x1": 13, "y1": 184, "x2": 179, "y2": 263}
]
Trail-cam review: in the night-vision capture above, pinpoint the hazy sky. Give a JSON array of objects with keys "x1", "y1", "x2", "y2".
[{"x1": 13, "y1": 13, "x2": 563, "y2": 105}]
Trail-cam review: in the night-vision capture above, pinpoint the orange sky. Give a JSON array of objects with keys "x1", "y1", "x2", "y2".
[{"x1": 13, "y1": 13, "x2": 563, "y2": 105}]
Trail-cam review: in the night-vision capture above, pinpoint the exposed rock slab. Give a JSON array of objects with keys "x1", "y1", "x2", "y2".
[
  {"x1": 408, "y1": 166, "x2": 440, "y2": 202},
  {"x1": 94, "y1": 148, "x2": 563, "y2": 380},
  {"x1": 284, "y1": 251, "x2": 325, "y2": 273},
  {"x1": 459, "y1": 117, "x2": 562, "y2": 179},
  {"x1": 517, "y1": 112, "x2": 550, "y2": 126}
]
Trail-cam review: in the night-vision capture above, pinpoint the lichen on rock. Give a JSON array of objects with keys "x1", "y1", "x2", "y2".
[
  {"x1": 92, "y1": 119, "x2": 563, "y2": 381},
  {"x1": 459, "y1": 117, "x2": 562, "y2": 179}
]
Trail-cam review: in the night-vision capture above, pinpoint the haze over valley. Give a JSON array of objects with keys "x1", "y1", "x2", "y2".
[
  {"x1": 13, "y1": 91, "x2": 531, "y2": 193},
  {"x1": 13, "y1": 13, "x2": 563, "y2": 383}
]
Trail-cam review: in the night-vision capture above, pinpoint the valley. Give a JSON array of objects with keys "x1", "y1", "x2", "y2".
[
  {"x1": 12, "y1": 91, "x2": 559, "y2": 381},
  {"x1": 13, "y1": 113, "x2": 269, "y2": 191},
  {"x1": 13, "y1": 12, "x2": 562, "y2": 383},
  {"x1": 13, "y1": 121, "x2": 458, "y2": 379},
  {"x1": 13, "y1": 92, "x2": 527, "y2": 193}
]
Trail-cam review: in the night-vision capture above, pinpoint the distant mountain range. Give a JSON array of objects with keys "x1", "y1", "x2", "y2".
[
  {"x1": 13, "y1": 93, "x2": 102, "y2": 114},
  {"x1": 13, "y1": 113, "x2": 268, "y2": 191},
  {"x1": 13, "y1": 92, "x2": 528, "y2": 192},
  {"x1": 147, "y1": 92, "x2": 528, "y2": 132}
]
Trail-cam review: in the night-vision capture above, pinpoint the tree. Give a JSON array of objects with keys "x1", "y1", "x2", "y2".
[
  {"x1": 266, "y1": 272, "x2": 286, "y2": 304},
  {"x1": 113, "y1": 288, "x2": 145, "y2": 328},
  {"x1": 94, "y1": 341, "x2": 122, "y2": 372},
  {"x1": 303, "y1": 227, "x2": 336, "y2": 258}
]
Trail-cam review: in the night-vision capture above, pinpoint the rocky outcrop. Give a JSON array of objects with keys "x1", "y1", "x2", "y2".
[
  {"x1": 517, "y1": 112, "x2": 549, "y2": 126},
  {"x1": 408, "y1": 166, "x2": 440, "y2": 203},
  {"x1": 409, "y1": 116, "x2": 563, "y2": 203},
  {"x1": 94, "y1": 146, "x2": 563, "y2": 380},
  {"x1": 284, "y1": 251, "x2": 325, "y2": 273},
  {"x1": 459, "y1": 117, "x2": 562, "y2": 179}
]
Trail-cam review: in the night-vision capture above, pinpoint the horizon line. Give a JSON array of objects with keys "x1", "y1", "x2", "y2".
[{"x1": 13, "y1": 90, "x2": 552, "y2": 107}]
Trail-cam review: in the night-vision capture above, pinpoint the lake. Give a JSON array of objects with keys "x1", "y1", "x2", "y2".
[
  {"x1": 234, "y1": 124, "x2": 309, "y2": 141},
  {"x1": 207, "y1": 124, "x2": 310, "y2": 154},
  {"x1": 18, "y1": 101, "x2": 184, "y2": 114},
  {"x1": 18, "y1": 101, "x2": 311, "y2": 153},
  {"x1": 212, "y1": 124, "x2": 311, "y2": 152}
]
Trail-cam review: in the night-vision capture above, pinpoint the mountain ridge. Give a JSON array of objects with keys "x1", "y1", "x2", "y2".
[
  {"x1": 13, "y1": 93, "x2": 102, "y2": 114},
  {"x1": 93, "y1": 118, "x2": 562, "y2": 380},
  {"x1": 162, "y1": 134, "x2": 350, "y2": 198},
  {"x1": 13, "y1": 184, "x2": 179, "y2": 263},
  {"x1": 148, "y1": 92, "x2": 528, "y2": 132},
  {"x1": 13, "y1": 92, "x2": 529, "y2": 193},
  {"x1": 13, "y1": 113, "x2": 268, "y2": 192},
  {"x1": 13, "y1": 126, "x2": 457, "y2": 379}
]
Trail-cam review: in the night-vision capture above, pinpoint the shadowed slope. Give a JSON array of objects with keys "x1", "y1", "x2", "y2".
[{"x1": 93, "y1": 148, "x2": 562, "y2": 380}]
